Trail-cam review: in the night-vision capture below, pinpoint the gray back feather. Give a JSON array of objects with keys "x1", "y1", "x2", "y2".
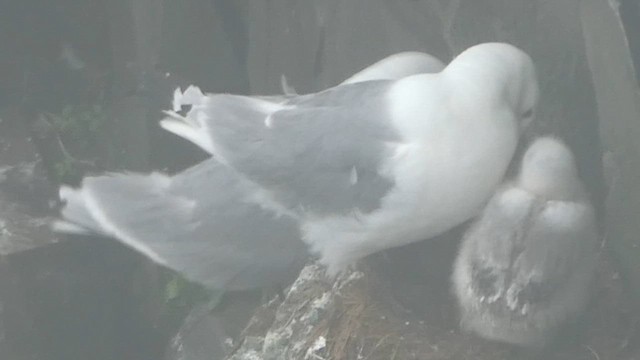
[{"x1": 204, "y1": 81, "x2": 400, "y2": 215}]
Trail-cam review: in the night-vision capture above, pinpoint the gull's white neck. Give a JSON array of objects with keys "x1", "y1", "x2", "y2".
[{"x1": 380, "y1": 72, "x2": 519, "y2": 242}]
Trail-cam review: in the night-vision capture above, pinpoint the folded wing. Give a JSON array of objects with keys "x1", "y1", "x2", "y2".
[
  {"x1": 161, "y1": 82, "x2": 403, "y2": 216},
  {"x1": 57, "y1": 160, "x2": 307, "y2": 290}
]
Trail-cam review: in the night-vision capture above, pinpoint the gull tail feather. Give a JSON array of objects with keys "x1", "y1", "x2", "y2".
[
  {"x1": 55, "y1": 173, "x2": 195, "y2": 266},
  {"x1": 54, "y1": 160, "x2": 309, "y2": 290}
]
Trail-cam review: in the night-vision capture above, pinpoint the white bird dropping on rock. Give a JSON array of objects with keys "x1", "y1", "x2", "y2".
[{"x1": 452, "y1": 136, "x2": 598, "y2": 347}]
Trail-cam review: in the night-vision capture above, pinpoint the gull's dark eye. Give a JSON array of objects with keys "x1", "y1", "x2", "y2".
[{"x1": 522, "y1": 109, "x2": 534, "y2": 118}]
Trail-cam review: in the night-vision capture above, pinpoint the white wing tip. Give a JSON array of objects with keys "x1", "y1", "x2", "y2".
[
  {"x1": 172, "y1": 85, "x2": 205, "y2": 111},
  {"x1": 172, "y1": 87, "x2": 183, "y2": 111},
  {"x1": 280, "y1": 74, "x2": 297, "y2": 95},
  {"x1": 160, "y1": 116, "x2": 215, "y2": 154},
  {"x1": 51, "y1": 220, "x2": 92, "y2": 234}
]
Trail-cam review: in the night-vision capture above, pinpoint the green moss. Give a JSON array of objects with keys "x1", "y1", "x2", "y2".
[
  {"x1": 53, "y1": 157, "x2": 75, "y2": 182},
  {"x1": 163, "y1": 273, "x2": 223, "y2": 310},
  {"x1": 49, "y1": 104, "x2": 106, "y2": 156}
]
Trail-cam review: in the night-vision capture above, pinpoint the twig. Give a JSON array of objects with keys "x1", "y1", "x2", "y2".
[
  {"x1": 584, "y1": 345, "x2": 601, "y2": 360},
  {"x1": 390, "y1": 343, "x2": 400, "y2": 360},
  {"x1": 363, "y1": 334, "x2": 391, "y2": 360}
]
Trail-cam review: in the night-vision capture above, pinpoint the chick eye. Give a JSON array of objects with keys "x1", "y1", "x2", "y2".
[{"x1": 522, "y1": 109, "x2": 534, "y2": 118}]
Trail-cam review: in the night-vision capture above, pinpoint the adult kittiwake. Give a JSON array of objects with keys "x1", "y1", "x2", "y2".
[
  {"x1": 57, "y1": 43, "x2": 538, "y2": 288},
  {"x1": 452, "y1": 136, "x2": 598, "y2": 347},
  {"x1": 157, "y1": 42, "x2": 538, "y2": 275},
  {"x1": 54, "y1": 50, "x2": 446, "y2": 290}
]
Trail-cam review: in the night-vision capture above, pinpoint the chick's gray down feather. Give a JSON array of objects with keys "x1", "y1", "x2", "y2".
[{"x1": 452, "y1": 136, "x2": 598, "y2": 347}]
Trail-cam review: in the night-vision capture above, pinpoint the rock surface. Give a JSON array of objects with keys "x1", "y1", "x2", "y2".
[{"x1": 227, "y1": 263, "x2": 361, "y2": 360}]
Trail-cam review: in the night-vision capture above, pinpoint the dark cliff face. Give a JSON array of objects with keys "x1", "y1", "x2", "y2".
[{"x1": 0, "y1": 111, "x2": 166, "y2": 360}]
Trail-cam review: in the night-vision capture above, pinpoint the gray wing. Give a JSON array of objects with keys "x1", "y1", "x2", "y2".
[
  {"x1": 56, "y1": 159, "x2": 308, "y2": 291},
  {"x1": 162, "y1": 81, "x2": 401, "y2": 215}
]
